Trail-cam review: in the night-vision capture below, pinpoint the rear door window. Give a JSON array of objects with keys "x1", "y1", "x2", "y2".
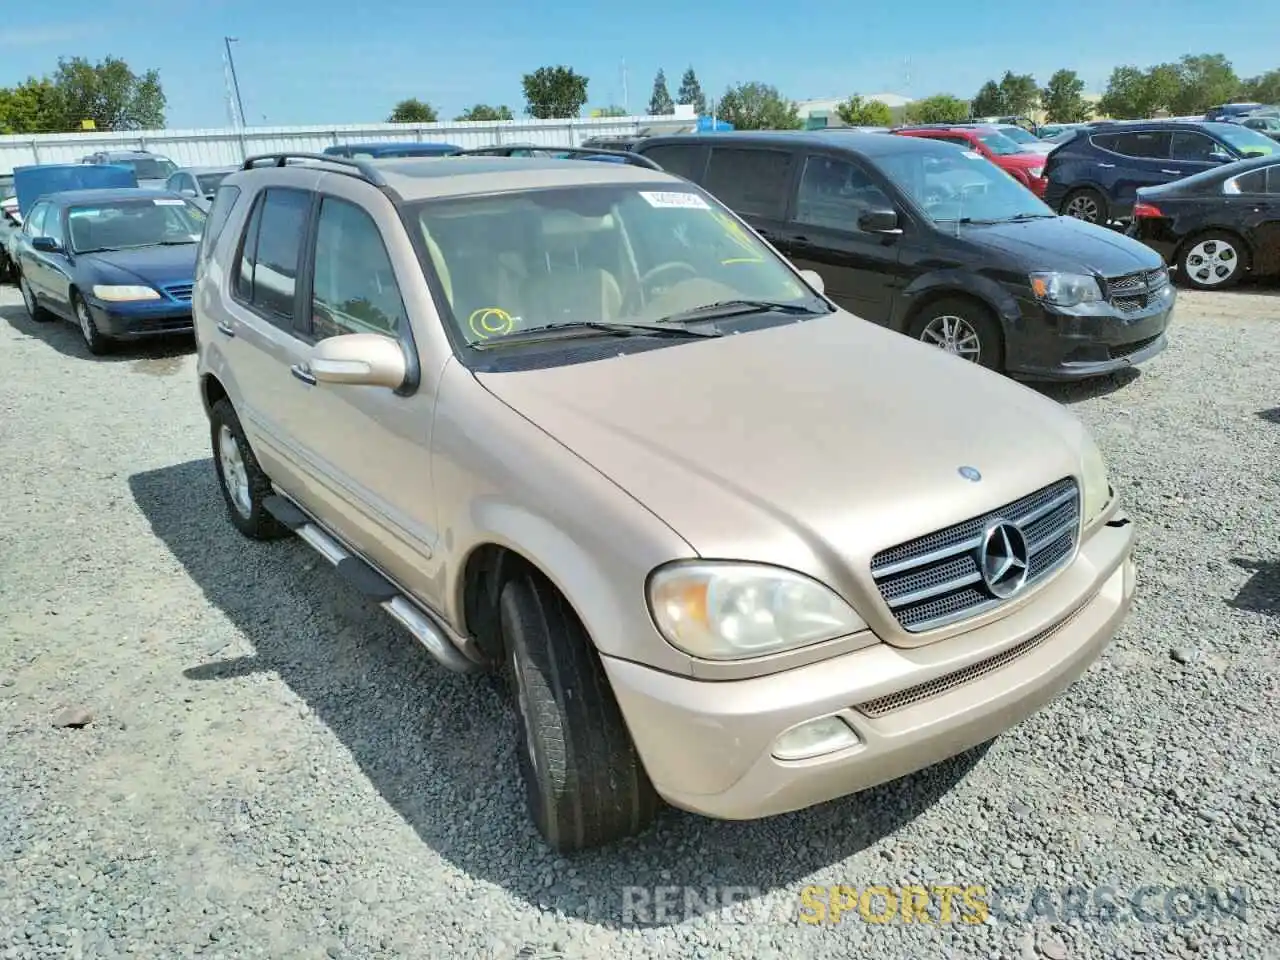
[
  {"x1": 232, "y1": 187, "x2": 311, "y2": 329},
  {"x1": 639, "y1": 144, "x2": 707, "y2": 181},
  {"x1": 703, "y1": 148, "x2": 795, "y2": 219},
  {"x1": 1228, "y1": 165, "x2": 1280, "y2": 194}
]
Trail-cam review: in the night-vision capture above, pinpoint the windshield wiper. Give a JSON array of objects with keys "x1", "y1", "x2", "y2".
[
  {"x1": 656, "y1": 299, "x2": 826, "y2": 324},
  {"x1": 1003, "y1": 213, "x2": 1056, "y2": 221},
  {"x1": 471, "y1": 319, "x2": 722, "y2": 349}
]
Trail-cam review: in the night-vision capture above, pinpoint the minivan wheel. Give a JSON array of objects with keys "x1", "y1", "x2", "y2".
[
  {"x1": 1178, "y1": 231, "x2": 1248, "y2": 290},
  {"x1": 1062, "y1": 187, "x2": 1107, "y2": 225},
  {"x1": 907, "y1": 297, "x2": 1003, "y2": 370},
  {"x1": 73, "y1": 292, "x2": 111, "y2": 355},
  {"x1": 209, "y1": 398, "x2": 287, "y2": 540},
  {"x1": 19, "y1": 274, "x2": 52, "y2": 322},
  {"x1": 499, "y1": 570, "x2": 660, "y2": 853}
]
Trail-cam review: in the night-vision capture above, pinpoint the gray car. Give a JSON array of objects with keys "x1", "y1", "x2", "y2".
[
  {"x1": 81, "y1": 150, "x2": 179, "y2": 189},
  {"x1": 164, "y1": 166, "x2": 239, "y2": 211}
]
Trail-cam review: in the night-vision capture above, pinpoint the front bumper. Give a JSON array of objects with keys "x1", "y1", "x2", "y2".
[
  {"x1": 89, "y1": 299, "x2": 193, "y2": 340},
  {"x1": 603, "y1": 515, "x2": 1136, "y2": 820},
  {"x1": 1004, "y1": 288, "x2": 1175, "y2": 382}
]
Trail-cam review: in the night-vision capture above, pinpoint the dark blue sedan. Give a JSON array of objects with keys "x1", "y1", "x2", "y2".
[{"x1": 14, "y1": 187, "x2": 207, "y2": 354}]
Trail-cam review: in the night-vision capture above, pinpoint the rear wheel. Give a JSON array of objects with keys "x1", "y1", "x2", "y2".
[
  {"x1": 906, "y1": 297, "x2": 1004, "y2": 371},
  {"x1": 72, "y1": 292, "x2": 111, "y2": 355},
  {"x1": 499, "y1": 570, "x2": 660, "y2": 852},
  {"x1": 1177, "y1": 230, "x2": 1249, "y2": 290},
  {"x1": 1061, "y1": 187, "x2": 1107, "y2": 225}
]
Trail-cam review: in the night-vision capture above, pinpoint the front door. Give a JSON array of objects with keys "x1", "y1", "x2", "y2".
[
  {"x1": 778, "y1": 153, "x2": 904, "y2": 325},
  {"x1": 1165, "y1": 130, "x2": 1229, "y2": 180}
]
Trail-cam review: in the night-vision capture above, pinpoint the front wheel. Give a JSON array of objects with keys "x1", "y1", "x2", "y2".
[
  {"x1": 73, "y1": 292, "x2": 111, "y2": 355},
  {"x1": 906, "y1": 297, "x2": 1004, "y2": 371},
  {"x1": 209, "y1": 398, "x2": 287, "y2": 540},
  {"x1": 500, "y1": 571, "x2": 660, "y2": 853},
  {"x1": 1178, "y1": 231, "x2": 1248, "y2": 290}
]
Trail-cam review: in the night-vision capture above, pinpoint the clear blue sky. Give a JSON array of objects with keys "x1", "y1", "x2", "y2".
[{"x1": 3, "y1": 0, "x2": 1278, "y2": 129}]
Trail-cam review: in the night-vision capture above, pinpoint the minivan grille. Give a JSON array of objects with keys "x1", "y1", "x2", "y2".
[
  {"x1": 1106, "y1": 268, "x2": 1168, "y2": 313},
  {"x1": 870, "y1": 478, "x2": 1080, "y2": 633}
]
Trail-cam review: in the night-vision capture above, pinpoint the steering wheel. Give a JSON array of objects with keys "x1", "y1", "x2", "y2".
[{"x1": 623, "y1": 261, "x2": 699, "y2": 314}]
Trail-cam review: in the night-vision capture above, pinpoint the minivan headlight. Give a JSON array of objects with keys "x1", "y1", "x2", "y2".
[
  {"x1": 1030, "y1": 272, "x2": 1103, "y2": 307},
  {"x1": 648, "y1": 562, "x2": 867, "y2": 660},
  {"x1": 1081, "y1": 432, "x2": 1112, "y2": 525}
]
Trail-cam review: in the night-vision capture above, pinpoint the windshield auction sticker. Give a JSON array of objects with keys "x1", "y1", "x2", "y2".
[{"x1": 640, "y1": 191, "x2": 711, "y2": 210}]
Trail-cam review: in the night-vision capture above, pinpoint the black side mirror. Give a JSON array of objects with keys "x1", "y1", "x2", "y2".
[
  {"x1": 31, "y1": 236, "x2": 59, "y2": 253},
  {"x1": 858, "y1": 207, "x2": 902, "y2": 234}
]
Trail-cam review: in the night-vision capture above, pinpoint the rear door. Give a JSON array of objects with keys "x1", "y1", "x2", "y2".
[
  {"x1": 1226, "y1": 163, "x2": 1280, "y2": 273},
  {"x1": 635, "y1": 141, "x2": 709, "y2": 183},
  {"x1": 1089, "y1": 130, "x2": 1174, "y2": 211},
  {"x1": 779, "y1": 151, "x2": 903, "y2": 324},
  {"x1": 699, "y1": 145, "x2": 799, "y2": 250}
]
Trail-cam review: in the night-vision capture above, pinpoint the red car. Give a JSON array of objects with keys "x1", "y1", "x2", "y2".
[{"x1": 892, "y1": 125, "x2": 1049, "y2": 197}]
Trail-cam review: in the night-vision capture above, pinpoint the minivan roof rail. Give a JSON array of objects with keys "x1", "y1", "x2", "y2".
[
  {"x1": 451, "y1": 145, "x2": 664, "y2": 170},
  {"x1": 241, "y1": 152, "x2": 389, "y2": 187}
]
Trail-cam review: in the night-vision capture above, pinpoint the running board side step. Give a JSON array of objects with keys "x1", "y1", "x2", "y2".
[{"x1": 263, "y1": 495, "x2": 481, "y2": 674}]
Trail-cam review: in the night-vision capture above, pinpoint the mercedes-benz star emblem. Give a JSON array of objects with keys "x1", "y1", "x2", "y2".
[
  {"x1": 978, "y1": 520, "x2": 1030, "y2": 599},
  {"x1": 958, "y1": 466, "x2": 982, "y2": 482}
]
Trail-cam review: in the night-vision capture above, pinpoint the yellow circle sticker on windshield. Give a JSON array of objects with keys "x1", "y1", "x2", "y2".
[{"x1": 468, "y1": 307, "x2": 514, "y2": 340}]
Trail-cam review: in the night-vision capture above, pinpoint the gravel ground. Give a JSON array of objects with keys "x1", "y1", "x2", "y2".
[{"x1": 1, "y1": 283, "x2": 1277, "y2": 960}]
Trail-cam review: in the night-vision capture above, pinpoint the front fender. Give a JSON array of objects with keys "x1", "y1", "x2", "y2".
[{"x1": 897, "y1": 269, "x2": 1020, "y2": 332}]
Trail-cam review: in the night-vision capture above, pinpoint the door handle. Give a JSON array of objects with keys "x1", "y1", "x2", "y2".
[
  {"x1": 290, "y1": 363, "x2": 317, "y2": 386},
  {"x1": 1160, "y1": 169, "x2": 1181, "y2": 175},
  {"x1": 1097, "y1": 162, "x2": 1115, "y2": 168},
  {"x1": 215, "y1": 320, "x2": 235, "y2": 337}
]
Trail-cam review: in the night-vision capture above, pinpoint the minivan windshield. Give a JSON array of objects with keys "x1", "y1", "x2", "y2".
[
  {"x1": 1211, "y1": 124, "x2": 1276, "y2": 158},
  {"x1": 878, "y1": 148, "x2": 1056, "y2": 223},
  {"x1": 407, "y1": 184, "x2": 825, "y2": 347}
]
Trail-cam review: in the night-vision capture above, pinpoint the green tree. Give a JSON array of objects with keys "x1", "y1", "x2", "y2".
[
  {"x1": 1241, "y1": 69, "x2": 1280, "y2": 104},
  {"x1": 647, "y1": 69, "x2": 674, "y2": 115},
  {"x1": 50, "y1": 56, "x2": 165, "y2": 131},
  {"x1": 997, "y1": 71, "x2": 1039, "y2": 115},
  {"x1": 522, "y1": 65, "x2": 589, "y2": 119},
  {"x1": 835, "y1": 94, "x2": 893, "y2": 127},
  {"x1": 676, "y1": 67, "x2": 707, "y2": 115},
  {"x1": 715, "y1": 81, "x2": 801, "y2": 130},
  {"x1": 1040, "y1": 69, "x2": 1091, "y2": 123},
  {"x1": 903, "y1": 94, "x2": 970, "y2": 124},
  {"x1": 0, "y1": 77, "x2": 60, "y2": 133},
  {"x1": 455, "y1": 104, "x2": 513, "y2": 121},
  {"x1": 1170, "y1": 53, "x2": 1240, "y2": 114},
  {"x1": 1144, "y1": 63, "x2": 1183, "y2": 113},
  {"x1": 1098, "y1": 66, "x2": 1158, "y2": 118},
  {"x1": 387, "y1": 98, "x2": 437, "y2": 123},
  {"x1": 970, "y1": 80, "x2": 1006, "y2": 117}
]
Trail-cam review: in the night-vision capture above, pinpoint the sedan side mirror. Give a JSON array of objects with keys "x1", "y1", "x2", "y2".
[
  {"x1": 308, "y1": 332, "x2": 408, "y2": 389},
  {"x1": 31, "y1": 236, "x2": 59, "y2": 253},
  {"x1": 858, "y1": 207, "x2": 903, "y2": 234}
]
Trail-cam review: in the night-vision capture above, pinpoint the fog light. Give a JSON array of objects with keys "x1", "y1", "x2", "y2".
[{"x1": 772, "y1": 716, "x2": 860, "y2": 761}]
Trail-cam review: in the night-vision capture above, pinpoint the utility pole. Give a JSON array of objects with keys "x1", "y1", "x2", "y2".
[
  {"x1": 224, "y1": 37, "x2": 246, "y2": 128},
  {"x1": 621, "y1": 59, "x2": 629, "y2": 115}
]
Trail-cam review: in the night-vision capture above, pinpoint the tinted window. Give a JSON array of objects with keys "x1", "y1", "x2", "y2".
[
  {"x1": 1170, "y1": 132, "x2": 1220, "y2": 161},
  {"x1": 24, "y1": 203, "x2": 48, "y2": 237},
  {"x1": 310, "y1": 197, "x2": 406, "y2": 339},
  {"x1": 1229, "y1": 166, "x2": 1280, "y2": 194},
  {"x1": 198, "y1": 184, "x2": 241, "y2": 268},
  {"x1": 704, "y1": 148, "x2": 794, "y2": 219},
  {"x1": 794, "y1": 155, "x2": 893, "y2": 231},
  {"x1": 640, "y1": 144, "x2": 705, "y2": 181},
  {"x1": 1095, "y1": 131, "x2": 1172, "y2": 158},
  {"x1": 234, "y1": 188, "x2": 309, "y2": 324}
]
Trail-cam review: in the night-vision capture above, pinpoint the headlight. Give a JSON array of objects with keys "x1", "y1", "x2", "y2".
[
  {"x1": 648, "y1": 561, "x2": 867, "y2": 660},
  {"x1": 1030, "y1": 271, "x2": 1103, "y2": 307},
  {"x1": 93, "y1": 284, "x2": 160, "y2": 302},
  {"x1": 1081, "y1": 432, "x2": 1112, "y2": 525},
  {"x1": 1027, "y1": 165, "x2": 1044, "y2": 178}
]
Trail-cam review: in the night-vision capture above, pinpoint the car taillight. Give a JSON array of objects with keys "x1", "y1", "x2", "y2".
[{"x1": 1132, "y1": 201, "x2": 1163, "y2": 218}]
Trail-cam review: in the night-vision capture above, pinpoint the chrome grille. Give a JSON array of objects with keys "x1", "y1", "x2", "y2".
[
  {"x1": 1105, "y1": 268, "x2": 1168, "y2": 313},
  {"x1": 164, "y1": 283, "x2": 193, "y2": 302},
  {"x1": 870, "y1": 478, "x2": 1080, "y2": 632}
]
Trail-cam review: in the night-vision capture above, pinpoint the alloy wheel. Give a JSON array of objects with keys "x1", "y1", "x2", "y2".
[{"x1": 920, "y1": 314, "x2": 982, "y2": 362}]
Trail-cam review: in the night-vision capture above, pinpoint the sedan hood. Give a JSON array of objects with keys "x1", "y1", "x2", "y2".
[
  {"x1": 80, "y1": 243, "x2": 197, "y2": 289},
  {"x1": 477, "y1": 314, "x2": 1088, "y2": 585},
  {"x1": 961, "y1": 215, "x2": 1164, "y2": 275}
]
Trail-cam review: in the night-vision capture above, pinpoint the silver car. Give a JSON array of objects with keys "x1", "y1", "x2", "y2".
[{"x1": 164, "y1": 166, "x2": 239, "y2": 211}]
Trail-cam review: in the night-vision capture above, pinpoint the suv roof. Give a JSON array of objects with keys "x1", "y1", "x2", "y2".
[{"x1": 638, "y1": 129, "x2": 943, "y2": 158}]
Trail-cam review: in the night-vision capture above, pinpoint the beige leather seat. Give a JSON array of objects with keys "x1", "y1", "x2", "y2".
[{"x1": 519, "y1": 210, "x2": 623, "y2": 324}]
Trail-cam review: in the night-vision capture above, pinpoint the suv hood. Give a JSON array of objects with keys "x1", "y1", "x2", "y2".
[
  {"x1": 477, "y1": 314, "x2": 1088, "y2": 586},
  {"x1": 962, "y1": 215, "x2": 1163, "y2": 275}
]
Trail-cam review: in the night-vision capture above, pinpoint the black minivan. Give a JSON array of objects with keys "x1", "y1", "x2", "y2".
[{"x1": 634, "y1": 131, "x2": 1175, "y2": 381}]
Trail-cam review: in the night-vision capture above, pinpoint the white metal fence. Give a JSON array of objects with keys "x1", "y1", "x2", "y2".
[{"x1": 0, "y1": 116, "x2": 671, "y2": 173}]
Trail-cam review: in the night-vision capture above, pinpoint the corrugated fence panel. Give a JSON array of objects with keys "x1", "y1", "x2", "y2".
[{"x1": 0, "y1": 117, "x2": 656, "y2": 173}]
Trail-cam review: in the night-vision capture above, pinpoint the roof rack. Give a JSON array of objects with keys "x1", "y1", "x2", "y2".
[
  {"x1": 240, "y1": 152, "x2": 389, "y2": 187},
  {"x1": 451, "y1": 145, "x2": 663, "y2": 171}
]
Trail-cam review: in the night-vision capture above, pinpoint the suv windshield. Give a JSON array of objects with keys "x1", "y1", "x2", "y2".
[
  {"x1": 407, "y1": 184, "x2": 825, "y2": 347},
  {"x1": 1213, "y1": 124, "x2": 1277, "y2": 158},
  {"x1": 878, "y1": 147, "x2": 1055, "y2": 223},
  {"x1": 67, "y1": 197, "x2": 207, "y2": 253},
  {"x1": 975, "y1": 131, "x2": 1027, "y2": 156},
  {"x1": 128, "y1": 158, "x2": 179, "y2": 180}
]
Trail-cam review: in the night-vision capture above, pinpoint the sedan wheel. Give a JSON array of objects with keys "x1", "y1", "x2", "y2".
[
  {"x1": 74, "y1": 295, "x2": 111, "y2": 354},
  {"x1": 20, "y1": 275, "x2": 50, "y2": 322},
  {"x1": 1180, "y1": 234, "x2": 1245, "y2": 290}
]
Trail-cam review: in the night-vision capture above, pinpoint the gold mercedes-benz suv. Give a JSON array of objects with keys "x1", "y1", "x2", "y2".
[{"x1": 193, "y1": 149, "x2": 1137, "y2": 853}]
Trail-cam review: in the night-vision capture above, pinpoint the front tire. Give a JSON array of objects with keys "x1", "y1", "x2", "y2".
[
  {"x1": 499, "y1": 571, "x2": 660, "y2": 853},
  {"x1": 906, "y1": 297, "x2": 1004, "y2": 371},
  {"x1": 1177, "y1": 231, "x2": 1248, "y2": 290},
  {"x1": 72, "y1": 292, "x2": 111, "y2": 355},
  {"x1": 209, "y1": 397, "x2": 287, "y2": 540}
]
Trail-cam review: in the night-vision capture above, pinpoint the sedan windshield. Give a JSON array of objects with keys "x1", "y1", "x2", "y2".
[
  {"x1": 975, "y1": 131, "x2": 1028, "y2": 156},
  {"x1": 407, "y1": 185, "x2": 826, "y2": 347},
  {"x1": 67, "y1": 198, "x2": 206, "y2": 253},
  {"x1": 1214, "y1": 124, "x2": 1277, "y2": 157},
  {"x1": 129, "y1": 158, "x2": 179, "y2": 180},
  {"x1": 996, "y1": 126, "x2": 1039, "y2": 145},
  {"x1": 878, "y1": 147, "x2": 1055, "y2": 223}
]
